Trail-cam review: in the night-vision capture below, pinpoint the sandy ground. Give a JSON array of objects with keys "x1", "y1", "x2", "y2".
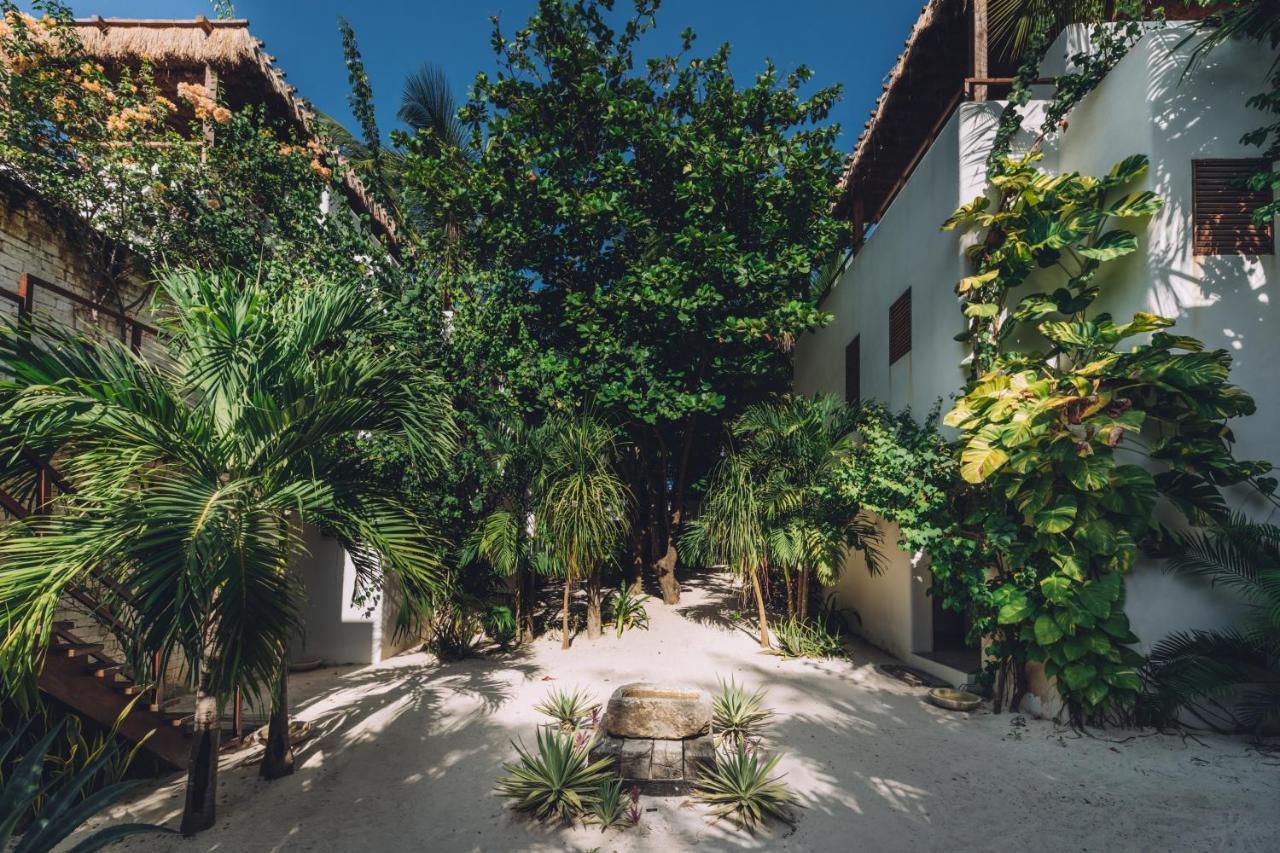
[{"x1": 72, "y1": 572, "x2": 1279, "y2": 853}]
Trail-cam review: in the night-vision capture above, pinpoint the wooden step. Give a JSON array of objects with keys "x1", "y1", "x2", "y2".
[
  {"x1": 51, "y1": 642, "x2": 102, "y2": 658},
  {"x1": 53, "y1": 620, "x2": 76, "y2": 630},
  {"x1": 112, "y1": 681, "x2": 144, "y2": 696},
  {"x1": 149, "y1": 696, "x2": 183, "y2": 713},
  {"x1": 88, "y1": 662, "x2": 125, "y2": 677}
]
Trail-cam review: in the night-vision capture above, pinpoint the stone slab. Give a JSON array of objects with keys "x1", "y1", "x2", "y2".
[
  {"x1": 601, "y1": 683, "x2": 711, "y2": 740},
  {"x1": 618, "y1": 737, "x2": 653, "y2": 779},
  {"x1": 684, "y1": 733, "x2": 716, "y2": 781},
  {"x1": 650, "y1": 739, "x2": 683, "y2": 781}
]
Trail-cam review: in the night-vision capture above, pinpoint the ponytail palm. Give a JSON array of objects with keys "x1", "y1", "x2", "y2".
[
  {"x1": 0, "y1": 268, "x2": 455, "y2": 833},
  {"x1": 537, "y1": 414, "x2": 630, "y2": 648}
]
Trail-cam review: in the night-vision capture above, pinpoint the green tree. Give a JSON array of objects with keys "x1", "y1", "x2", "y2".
[
  {"x1": 0, "y1": 268, "x2": 455, "y2": 834},
  {"x1": 538, "y1": 413, "x2": 631, "y2": 648},
  {"x1": 398, "y1": 0, "x2": 846, "y2": 604}
]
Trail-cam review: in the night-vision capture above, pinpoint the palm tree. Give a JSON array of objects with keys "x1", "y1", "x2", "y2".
[
  {"x1": 537, "y1": 413, "x2": 630, "y2": 648},
  {"x1": 987, "y1": 0, "x2": 1105, "y2": 60},
  {"x1": 733, "y1": 395, "x2": 881, "y2": 622},
  {"x1": 0, "y1": 268, "x2": 456, "y2": 834},
  {"x1": 682, "y1": 452, "x2": 771, "y2": 648},
  {"x1": 398, "y1": 64, "x2": 467, "y2": 155},
  {"x1": 1148, "y1": 515, "x2": 1280, "y2": 734}
]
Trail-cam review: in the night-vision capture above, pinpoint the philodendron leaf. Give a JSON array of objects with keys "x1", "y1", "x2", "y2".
[
  {"x1": 1061, "y1": 662, "x2": 1098, "y2": 691},
  {"x1": 1105, "y1": 154, "x2": 1149, "y2": 185},
  {"x1": 964, "y1": 302, "x2": 1001, "y2": 318},
  {"x1": 960, "y1": 426, "x2": 1009, "y2": 484},
  {"x1": 1033, "y1": 495, "x2": 1077, "y2": 534},
  {"x1": 1078, "y1": 230, "x2": 1138, "y2": 261},
  {"x1": 1103, "y1": 666, "x2": 1142, "y2": 692},
  {"x1": 1040, "y1": 574, "x2": 1073, "y2": 603},
  {"x1": 1106, "y1": 191, "x2": 1163, "y2": 218},
  {"x1": 997, "y1": 592, "x2": 1032, "y2": 625},
  {"x1": 1034, "y1": 613, "x2": 1064, "y2": 645}
]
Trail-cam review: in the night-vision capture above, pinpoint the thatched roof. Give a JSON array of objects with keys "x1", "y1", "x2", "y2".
[
  {"x1": 71, "y1": 17, "x2": 399, "y2": 249},
  {"x1": 834, "y1": 0, "x2": 968, "y2": 228}
]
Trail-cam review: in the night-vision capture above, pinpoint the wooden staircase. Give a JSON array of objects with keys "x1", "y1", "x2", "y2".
[{"x1": 38, "y1": 621, "x2": 192, "y2": 770}]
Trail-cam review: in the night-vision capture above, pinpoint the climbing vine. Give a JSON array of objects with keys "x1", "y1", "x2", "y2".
[{"x1": 943, "y1": 152, "x2": 1273, "y2": 722}]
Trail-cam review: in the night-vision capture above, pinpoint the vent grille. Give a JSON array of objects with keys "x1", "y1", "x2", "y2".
[
  {"x1": 845, "y1": 335, "x2": 861, "y2": 402},
  {"x1": 1192, "y1": 159, "x2": 1274, "y2": 256},
  {"x1": 889, "y1": 288, "x2": 911, "y2": 365}
]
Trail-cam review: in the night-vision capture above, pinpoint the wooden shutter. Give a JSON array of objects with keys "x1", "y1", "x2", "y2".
[
  {"x1": 889, "y1": 288, "x2": 911, "y2": 365},
  {"x1": 845, "y1": 335, "x2": 861, "y2": 402},
  {"x1": 1192, "y1": 159, "x2": 1274, "y2": 256}
]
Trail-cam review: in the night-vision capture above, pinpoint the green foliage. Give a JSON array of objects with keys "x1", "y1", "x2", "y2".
[
  {"x1": 584, "y1": 777, "x2": 634, "y2": 831},
  {"x1": 771, "y1": 616, "x2": 845, "y2": 659},
  {"x1": 712, "y1": 678, "x2": 773, "y2": 749},
  {"x1": 495, "y1": 727, "x2": 615, "y2": 824},
  {"x1": 484, "y1": 605, "x2": 519, "y2": 647},
  {"x1": 1147, "y1": 516, "x2": 1280, "y2": 733},
  {"x1": 608, "y1": 586, "x2": 650, "y2": 638},
  {"x1": 943, "y1": 152, "x2": 1271, "y2": 720},
  {"x1": 535, "y1": 687, "x2": 599, "y2": 732},
  {"x1": 694, "y1": 744, "x2": 797, "y2": 833},
  {"x1": 0, "y1": 720, "x2": 173, "y2": 852},
  {"x1": 0, "y1": 268, "x2": 456, "y2": 703}
]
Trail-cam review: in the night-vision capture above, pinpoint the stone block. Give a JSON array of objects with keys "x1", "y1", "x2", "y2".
[
  {"x1": 684, "y1": 733, "x2": 716, "y2": 781},
  {"x1": 618, "y1": 738, "x2": 652, "y2": 779},
  {"x1": 601, "y1": 683, "x2": 711, "y2": 739},
  {"x1": 650, "y1": 739, "x2": 683, "y2": 781}
]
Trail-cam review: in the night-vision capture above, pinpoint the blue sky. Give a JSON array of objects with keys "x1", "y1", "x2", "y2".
[{"x1": 41, "y1": 1, "x2": 922, "y2": 153}]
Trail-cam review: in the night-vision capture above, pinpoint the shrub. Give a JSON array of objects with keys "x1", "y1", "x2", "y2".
[
  {"x1": 771, "y1": 616, "x2": 845, "y2": 659},
  {"x1": 694, "y1": 744, "x2": 797, "y2": 832},
  {"x1": 712, "y1": 678, "x2": 773, "y2": 747},
  {"x1": 495, "y1": 727, "x2": 615, "y2": 823},
  {"x1": 608, "y1": 586, "x2": 651, "y2": 638},
  {"x1": 534, "y1": 687, "x2": 599, "y2": 732}
]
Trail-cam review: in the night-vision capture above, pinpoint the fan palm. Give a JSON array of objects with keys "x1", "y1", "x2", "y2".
[
  {"x1": 1148, "y1": 514, "x2": 1280, "y2": 734},
  {"x1": 987, "y1": 0, "x2": 1108, "y2": 60},
  {"x1": 0, "y1": 268, "x2": 456, "y2": 834},
  {"x1": 537, "y1": 413, "x2": 630, "y2": 648}
]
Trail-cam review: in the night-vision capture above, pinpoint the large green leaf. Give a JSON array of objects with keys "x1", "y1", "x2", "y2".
[
  {"x1": 1033, "y1": 495, "x2": 1077, "y2": 534},
  {"x1": 1077, "y1": 229, "x2": 1137, "y2": 261},
  {"x1": 1034, "y1": 613, "x2": 1064, "y2": 645},
  {"x1": 1106, "y1": 191, "x2": 1163, "y2": 218},
  {"x1": 1061, "y1": 661, "x2": 1098, "y2": 691},
  {"x1": 1065, "y1": 453, "x2": 1114, "y2": 492},
  {"x1": 960, "y1": 426, "x2": 1009, "y2": 484},
  {"x1": 997, "y1": 592, "x2": 1033, "y2": 625}
]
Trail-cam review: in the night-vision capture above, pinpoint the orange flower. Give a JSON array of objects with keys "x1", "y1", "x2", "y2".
[
  {"x1": 212, "y1": 106, "x2": 231, "y2": 124},
  {"x1": 309, "y1": 158, "x2": 333, "y2": 181}
]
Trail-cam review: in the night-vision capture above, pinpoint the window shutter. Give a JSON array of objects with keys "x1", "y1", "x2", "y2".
[
  {"x1": 889, "y1": 288, "x2": 911, "y2": 365},
  {"x1": 845, "y1": 335, "x2": 861, "y2": 402},
  {"x1": 1192, "y1": 159, "x2": 1274, "y2": 256}
]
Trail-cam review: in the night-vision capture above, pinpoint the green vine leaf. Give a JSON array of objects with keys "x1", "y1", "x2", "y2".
[
  {"x1": 1033, "y1": 495, "x2": 1078, "y2": 534},
  {"x1": 1077, "y1": 229, "x2": 1138, "y2": 261}
]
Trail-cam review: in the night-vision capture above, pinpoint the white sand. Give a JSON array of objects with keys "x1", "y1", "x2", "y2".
[{"x1": 76, "y1": 573, "x2": 1279, "y2": 852}]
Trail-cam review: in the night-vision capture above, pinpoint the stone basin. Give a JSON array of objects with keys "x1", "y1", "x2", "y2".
[{"x1": 600, "y1": 683, "x2": 712, "y2": 740}]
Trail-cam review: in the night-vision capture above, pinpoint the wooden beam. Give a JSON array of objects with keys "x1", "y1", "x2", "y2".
[{"x1": 970, "y1": 0, "x2": 990, "y2": 102}]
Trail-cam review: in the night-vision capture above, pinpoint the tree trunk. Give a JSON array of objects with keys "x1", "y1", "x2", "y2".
[
  {"x1": 797, "y1": 567, "x2": 810, "y2": 624},
  {"x1": 781, "y1": 562, "x2": 794, "y2": 620},
  {"x1": 585, "y1": 565, "x2": 603, "y2": 640},
  {"x1": 750, "y1": 566, "x2": 770, "y2": 650},
  {"x1": 519, "y1": 565, "x2": 536, "y2": 644},
  {"x1": 561, "y1": 574, "x2": 573, "y2": 650},
  {"x1": 260, "y1": 664, "x2": 294, "y2": 780},
  {"x1": 180, "y1": 655, "x2": 220, "y2": 836}
]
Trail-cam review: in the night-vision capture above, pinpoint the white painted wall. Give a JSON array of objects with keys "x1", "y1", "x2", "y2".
[
  {"x1": 290, "y1": 525, "x2": 421, "y2": 665},
  {"x1": 794, "y1": 24, "x2": 1277, "y2": 692}
]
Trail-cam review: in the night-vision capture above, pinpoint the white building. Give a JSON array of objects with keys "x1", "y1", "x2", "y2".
[{"x1": 793, "y1": 2, "x2": 1277, "y2": 712}]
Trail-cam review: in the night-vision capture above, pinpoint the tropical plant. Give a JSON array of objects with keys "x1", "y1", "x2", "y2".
[
  {"x1": 535, "y1": 687, "x2": 599, "y2": 732},
  {"x1": 484, "y1": 604, "x2": 519, "y2": 647},
  {"x1": 608, "y1": 585, "x2": 651, "y2": 638},
  {"x1": 711, "y1": 678, "x2": 774, "y2": 748},
  {"x1": 734, "y1": 394, "x2": 882, "y2": 621},
  {"x1": 0, "y1": 268, "x2": 456, "y2": 832},
  {"x1": 1147, "y1": 516, "x2": 1280, "y2": 734},
  {"x1": 694, "y1": 744, "x2": 797, "y2": 833},
  {"x1": 771, "y1": 616, "x2": 845, "y2": 660},
  {"x1": 584, "y1": 777, "x2": 634, "y2": 831},
  {"x1": 495, "y1": 727, "x2": 615, "y2": 824},
  {"x1": 0, "y1": 721, "x2": 173, "y2": 852},
  {"x1": 537, "y1": 413, "x2": 631, "y2": 648},
  {"x1": 398, "y1": 0, "x2": 847, "y2": 605},
  {"x1": 943, "y1": 152, "x2": 1272, "y2": 721},
  {"x1": 682, "y1": 453, "x2": 771, "y2": 648}
]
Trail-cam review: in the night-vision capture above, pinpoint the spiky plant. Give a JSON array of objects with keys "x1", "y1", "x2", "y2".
[
  {"x1": 584, "y1": 777, "x2": 633, "y2": 831},
  {"x1": 712, "y1": 678, "x2": 774, "y2": 748},
  {"x1": 0, "y1": 721, "x2": 174, "y2": 852},
  {"x1": 1148, "y1": 515, "x2": 1280, "y2": 733},
  {"x1": 535, "y1": 687, "x2": 599, "y2": 732},
  {"x1": 771, "y1": 616, "x2": 846, "y2": 660},
  {"x1": 609, "y1": 585, "x2": 651, "y2": 638},
  {"x1": 495, "y1": 727, "x2": 615, "y2": 824},
  {"x1": 694, "y1": 744, "x2": 797, "y2": 833}
]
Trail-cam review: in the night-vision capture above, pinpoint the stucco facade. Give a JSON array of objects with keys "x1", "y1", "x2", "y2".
[{"x1": 794, "y1": 25, "x2": 1278, "y2": 705}]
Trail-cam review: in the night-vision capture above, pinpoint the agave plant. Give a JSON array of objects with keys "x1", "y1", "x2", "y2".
[
  {"x1": 495, "y1": 727, "x2": 615, "y2": 823},
  {"x1": 584, "y1": 777, "x2": 633, "y2": 831},
  {"x1": 0, "y1": 721, "x2": 173, "y2": 852},
  {"x1": 534, "y1": 687, "x2": 599, "y2": 732},
  {"x1": 712, "y1": 678, "x2": 774, "y2": 748},
  {"x1": 694, "y1": 744, "x2": 798, "y2": 832},
  {"x1": 609, "y1": 586, "x2": 651, "y2": 638}
]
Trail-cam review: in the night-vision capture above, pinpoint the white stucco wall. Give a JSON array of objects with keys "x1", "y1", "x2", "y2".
[
  {"x1": 794, "y1": 24, "x2": 1277, "y2": 691},
  {"x1": 291, "y1": 525, "x2": 421, "y2": 666}
]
